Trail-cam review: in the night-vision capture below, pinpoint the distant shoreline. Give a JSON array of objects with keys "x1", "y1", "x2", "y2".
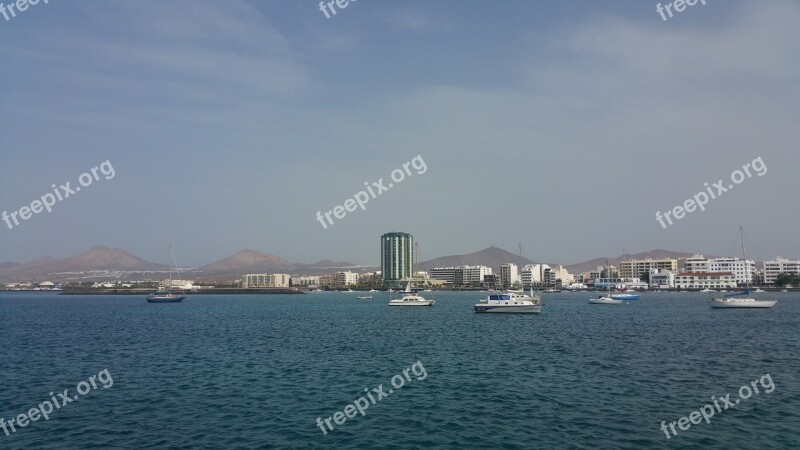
[{"x1": 56, "y1": 288, "x2": 304, "y2": 295}]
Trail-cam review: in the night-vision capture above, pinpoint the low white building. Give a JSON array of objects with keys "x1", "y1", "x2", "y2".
[
  {"x1": 292, "y1": 276, "x2": 320, "y2": 287},
  {"x1": 674, "y1": 272, "x2": 737, "y2": 289},
  {"x1": 429, "y1": 266, "x2": 491, "y2": 285},
  {"x1": 682, "y1": 255, "x2": 755, "y2": 284},
  {"x1": 649, "y1": 269, "x2": 675, "y2": 288},
  {"x1": 242, "y1": 273, "x2": 291, "y2": 288},
  {"x1": 763, "y1": 258, "x2": 800, "y2": 285}
]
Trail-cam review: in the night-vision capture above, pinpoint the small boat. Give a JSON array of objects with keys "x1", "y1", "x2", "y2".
[
  {"x1": 389, "y1": 282, "x2": 434, "y2": 306},
  {"x1": 356, "y1": 296, "x2": 372, "y2": 300},
  {"x1": 782, "y1": 289, "x2": 788, "y2": 293},
  {"x1": 710, "y1": 227, "x2": 777, "y2": 309},
  {"x1": 589, "y1": 262, "x2": 623, "y2": 305},
  {"x1": 474, "y1": 291, "x2": 542, "y2": 313},
  {"x1": 610, "y1": 293, "x2": 639, "y2": 300},
  {"x1": 368, "y1": 289, "x2": 378, "y2": 293},
  {"x1": 754, "y1": 288, "x2": 766, "y2": 293},
  {"x1": 700, "y1": 288, "x2": 715, "y2": 293},
  {"x1": 147, "y1": 245, "x2": 186, "y2": 303},
  {"x1": 710, "y1": 292, "x2": 777, "y2": 308},
  {"x1": 589, "y1": 296, "x2": 623, "y2": 305}
]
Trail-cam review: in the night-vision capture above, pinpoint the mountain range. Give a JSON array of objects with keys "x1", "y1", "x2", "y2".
[{"x1": 0, "y1": 245, "x2": 716, "y2": 283}]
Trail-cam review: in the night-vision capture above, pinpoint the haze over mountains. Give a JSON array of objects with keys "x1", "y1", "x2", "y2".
[{"x1": 1, "y1": 245, "x2": 711, "y2": 283}]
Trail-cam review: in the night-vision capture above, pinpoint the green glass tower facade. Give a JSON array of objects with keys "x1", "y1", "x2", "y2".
[{"x1": 381, "y1": 232, "x2": 413, "y2": 287}]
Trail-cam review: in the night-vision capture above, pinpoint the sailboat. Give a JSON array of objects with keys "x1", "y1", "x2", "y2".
[
  {"x1": 389, "y1": 282, "x2": 435, "y2": 306},
  {"x1": 146, "y1": 245, "x2": 186, "y2": 303},
  {"x1": 589, "y1": 262, "x2": 623, "y2": 304},
  {"x1": 710, "y1": 227, "x2": 777, "y2": 309}
]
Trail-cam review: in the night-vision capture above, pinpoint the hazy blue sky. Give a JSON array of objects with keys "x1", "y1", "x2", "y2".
[{"x1": 1, "y1": 0, "x2": 798, "y2": 267}]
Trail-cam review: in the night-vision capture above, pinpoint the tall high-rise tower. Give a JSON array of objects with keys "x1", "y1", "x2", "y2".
[{"x1": 381, "y1": 232, "x2": 413, "y2": 287}]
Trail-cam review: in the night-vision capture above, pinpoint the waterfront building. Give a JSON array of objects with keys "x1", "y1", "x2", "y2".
[
  {"x1": 620, "y1": 258, "x2": 678, "y2": 279},
  {"x1": 522, "y1": 264, "x2": 549, "y2": 287},
  {"x1": 336, "y1": 271, "x2": 359, "y2": 286},
  {"x1": 593, "y1": 277, "x2": 648, "y2": 290},
  {"x1": 674, "y1": 271, "x2": 737, "y2": 289},
  {"x1": 429, "y1": 265, "x2": 492, "y2": 286},
  {"x1": 242, "y1": 273, "x2": 291, "y2": 288},
  {"x1": 381, "y1": 232, "x2": 413, "y2": 287},
  {"x1": 429, "y1": 267, "x2": 457, "y2": 284},
  {"x1": 500, "y1": 263, "x2": 520, "y2": 288},
  {"x1": 763, "y1": 258, "x2": 800, "y2": 285},
  {"x1": 550, "y1": 265, "x2": 574, "y2": 287},
  {"x1": 682, "y1": 255, "x2": 755, "y2": 284},
  {"x1": 292, "y1": 276, "x2": 320, "y2": 287},
  {"x1": 649, "y1": 269, "x2": 675, "y2": 288}
]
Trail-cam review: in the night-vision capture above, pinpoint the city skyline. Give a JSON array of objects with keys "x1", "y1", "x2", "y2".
[{"x1": 1, "y1": 1, "x2": 799, "y2": 268}]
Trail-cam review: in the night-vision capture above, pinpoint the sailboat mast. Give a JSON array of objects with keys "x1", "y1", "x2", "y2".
[
  {"x1": 740, "y1": 226, "x2": 749, "y2": 289},
  {"x1": 168, "y1": 245, "x2": 174, "y2": 291}
]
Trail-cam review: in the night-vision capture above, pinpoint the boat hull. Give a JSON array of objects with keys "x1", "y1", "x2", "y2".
[
  {"x1": 710, "y1": 298, "x2": 777, "y2": 308},
  {"x1": 389, "y1": 300, "x2": 434, "y2": 306},
  {"x1": 146, "y1": 296, "x2": 185, "y2": 303},
  {"x1": 474, "y1": 304, "x2": 541, "y2": 313},
  {"x1": 611, "y1": 294, "x2": 640, "y2": 300},
  {"x1": 589, "y1": 297, "x2": 623, "y2": 304}
]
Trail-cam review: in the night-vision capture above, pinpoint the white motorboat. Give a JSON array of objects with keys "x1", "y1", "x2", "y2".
[
  {"x1": 754, "y1": 288, "x2": 766, "y2": 293},
  {"x1": 389, "y1": 282, "x2": 435, "y2": 306},
  {"x1": 356, "y1": 296, "x2": 372, "y2": 300},
  {"x1": 589, "y1": 296, "x2": 623, "y2": 305},
  {"x1": 710, "y1": 227, "x2": 777, "y2": 309},
  {"x1": 474, "y1": 291, "x2": 542, "y2": 313}
]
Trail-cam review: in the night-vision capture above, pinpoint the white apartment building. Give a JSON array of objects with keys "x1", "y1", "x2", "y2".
[
  {"x1": 429, "y1": 266, "x2": 491, "y2": 285},
  {"x1": 649, "y1": 269, "x2": 675, "y2": 288},
  {"x1": 462, "y1": 266, "x2": 492, "y2": 285},
  {"x1": 336, "y1": 271, "x2": 359, "y2": 286},
  {"x1": 522, "y1": 264, "x2": 549, "y2": 286},
  {"x1": 763, "y1": 258, "x2": 800, "y2": 285},
  {"x1": 429, "y1": 267, "x2": 457, "y2": 284},
  {"x1": 500, "y1": 263, "x2": 520, "y2": 287},
  {"x1": 242, "y1": 273, "x2": 291, "y2": 288},
  {"x1": 620, "y1": 259, "x2": 678, "y2": 279},
  {"x1": 682, "y1": 255, "x2": 755, "y2": 284},
  {"x1": 674, "y1": 272, "x2": 737, "y2": 289}
]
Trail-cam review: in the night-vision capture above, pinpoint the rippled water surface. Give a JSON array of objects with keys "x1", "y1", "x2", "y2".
[{"x1": 1, "y1": 291, "x2": 799, "y2": 449}]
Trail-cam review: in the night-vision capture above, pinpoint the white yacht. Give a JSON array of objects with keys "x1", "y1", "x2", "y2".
[
  {"x1": 474, "y1": 291, "x2": 542, "y2": 314},
  {"x1": 710, "y1": 227, "x2": 777, "y2": 309},
  {"x1": 589, "y1": 296, "x2": 623, "y2": 305},
  {"x1": 710, "y1": 295, "x2": 777, "y2": 308},
  {"x1": 389, "y1": 283, "x2": 435, "y2": 306}
]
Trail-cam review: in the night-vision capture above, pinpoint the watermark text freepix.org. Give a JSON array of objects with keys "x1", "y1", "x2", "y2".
[
  {"x1": 316, "y1": 155, "x2": 427, "y2": 229},
  {"x1": 660, "y1": 373, "x2": 775, "y2": 439},
  {"x1": 655, "y1": 156, "x2": 766, "y2": 229},
  {"x1": 319, "y1": 0, "x2": 356, "y2": 19},
  {"x1": 2, "y1": 160, "x2": 116, "y2": 231},
  {"x1": 657, "y1": 0, "x2": 708, "y2": 22},
  {"x1": 1, "y1": 0, "x2": 49, "y2": 23},
  {"x1": 1, "y1": 369, "x2": 113, "y2": 437},
  {"x1": 315, "y1": 361, "x2": 428, "y2": 435}
]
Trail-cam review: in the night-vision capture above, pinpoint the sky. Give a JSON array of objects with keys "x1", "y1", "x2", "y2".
[{"x1": 1, "y1": 0, "x2": 798, "y2": 267}]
